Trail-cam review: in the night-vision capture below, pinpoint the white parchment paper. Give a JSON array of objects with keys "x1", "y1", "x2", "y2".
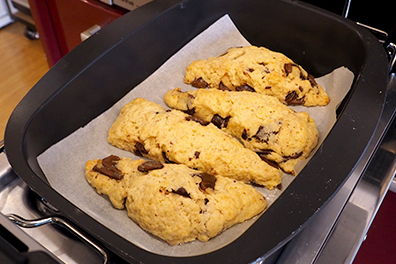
[{"x1": 37, "y1": 15, "x2": 354, "y2": 257}]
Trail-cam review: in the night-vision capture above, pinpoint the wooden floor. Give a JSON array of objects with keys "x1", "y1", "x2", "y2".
[{"x1": 0, "y1": 21, "x2": 49, "y2": 139}]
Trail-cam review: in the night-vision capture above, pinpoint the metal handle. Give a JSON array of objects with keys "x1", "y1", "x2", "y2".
[
  {"x1": 7, "y1": 214, "x2": 109, "y2": 264},
  {"x1": 343, "y1": 1, "x2": 396, "y2": 72},
  {"x1": 355, "y1": 22, "x2": 396, "y2": 72}
]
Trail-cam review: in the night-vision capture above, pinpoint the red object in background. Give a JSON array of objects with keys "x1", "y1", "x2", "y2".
[
  {"x1": 353, "y1": 190, "x2": 396, "y2": 264},
  {"x1": 29, "y1": 0, "x2": 127, "y2": 67}
]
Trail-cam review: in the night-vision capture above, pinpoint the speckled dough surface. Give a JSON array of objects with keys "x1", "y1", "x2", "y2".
[
  {"x1": 108, "y1": 98, "x2": 282, "y2": 189},
  {"x1": 164, "y1": 88, "x2": 319, "y2": 174},
  {"x1": 85, "y1": 157, "x2": 267, "y2": 245},
  {"x1": 184, "y1": 46, "x2": 329, "y2": 106},
  {"x1": 85, "y1": 156, "x2": 147, "y2": 209}
]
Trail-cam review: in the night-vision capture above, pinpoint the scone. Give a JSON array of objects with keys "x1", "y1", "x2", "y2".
[
  {"x1": 85, "y1": 155, "x2": 147, "y2": 209},
  {"x1": 184, "y1": 45, "x2": 329, "y2": 106},
  {"x1": 164, "y1": 88, "x2": 319, "y2": 174},
  {"x1": 108, "y1": 98, "x2": 282, "y2": 189},
  {"x1": 85, "y1": 156, "x2": 267, "y2": 245}
]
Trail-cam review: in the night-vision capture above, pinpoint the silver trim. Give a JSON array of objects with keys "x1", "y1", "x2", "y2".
[{"x1": 7, "y1": 214, "x2": 109, "y2": 264}]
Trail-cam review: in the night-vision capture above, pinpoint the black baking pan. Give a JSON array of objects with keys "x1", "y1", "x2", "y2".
[{"x1": 4, "y1": 0, "x2": 389, "y2": 263}]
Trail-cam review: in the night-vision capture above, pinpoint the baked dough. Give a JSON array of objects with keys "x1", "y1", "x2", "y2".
[
  {"x1": 184, "y1": 45, "x2": 329, "y2": 106},
  {"x1": 85, "y1": 157, "x2": 267, "y2": 245},
  {"x1": 108, "y1": 98, "x2": 282, "y2": 189},
  {"x1": 164, "y1": 88, "x2": 319, "y2": 174}
]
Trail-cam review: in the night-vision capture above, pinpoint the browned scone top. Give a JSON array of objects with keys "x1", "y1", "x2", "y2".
[
  {"x1": 164, "y1": 88, "x2": 319, "y2": 175},
  {"x1": 85, "y1": 156, "x2": 267, "y2": 245},
  {"x1": 184, "y1": 45, "x2": 329, "y2": 107},
  {"x1": 107, "y1": 98, "x2": 282, "y2": 189}
]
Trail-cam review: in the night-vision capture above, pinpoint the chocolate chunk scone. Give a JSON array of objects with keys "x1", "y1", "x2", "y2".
[
  {"x1": 85, "y1": 156, "x2": 148, "y2": 209},
  {"x1": 108, "y1": 98, "x2": 282, "y2": 189},
  {"x1": 86, "y1": 156, "x2": 267, "y2": 245},
  {"x1": 164, "y1": 88, "x2": 319, "y2": 175},
  {"x1": 184, "y1": 45, "x2": 329, "y2": 106}
]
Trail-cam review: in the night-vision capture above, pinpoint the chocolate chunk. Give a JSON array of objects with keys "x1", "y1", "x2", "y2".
[
  {"x1": 134, "y1": 142, "x2": 148, "y2": 156},
  {"x1": 307, "y1": 74, "x2": 318, "y2": 87},
  {"x1": 204, "y1": 198, "x2": 209, "y2": 205},
  {"x1": 172, "y1": 187, "x2": 191, "y2": 198},
  {"x1": 242, "y1": 129, "x2": 249, "y2": 140},
  {"x1": 247, "y1": 68, "x2": 254, "y2": 72},
  {"x1": 211, "y1": 114, "x2": 231, "y2": 129},
  {"x1": 218, "y1": 82, "x2": 231, "y2": 91},
  {"x1": 194, "y1": 151, "x2": 200, "y2": 159},
  {"x1": 137, "y1": 160, "x2": 164, "y2": 172},
  {"x1": 254, "y1": 126, "x2": 278, "y2": 143},
  {"x1": 284, "y1": 62, "x2": 305, "y2": 77},
  {"x1": 192, "y1": 173, "x2": 217, "y2": 191},
  {"x1": 284, "y1": 63, "x2": 294, "y2": 76},
  {"x1": 282, "y1": 152, "x2": 303, "y2": 161},
  {"x1": 191, "y1": 77, "x2": 208, "y2": 88},
  {"x1": 235, "y1": 84, "x2": 255, "y2": 92},
  {"x1": 285, "y1": 62, "x2": 315, "y2": 86},
  {"x1": 184, "y1": 107, "x2": 196, "y2": 116},
  {"x1": 256, "y1": 149, "x2": 274, "y2": 156},
  {"x1": 162, "y1": 152, "x2": 175, "y2": 164},
  {"x1": 285, "y1": 91, "x2": 305, "y2": 105},
  {"x1": 93, "y1": 155, "x2": 124, "y2": 180},
  {"x1": 256, "y1": 154, "x2": 280, "y2": 169},
  {"x1": 185, "y1": 115, "x2": 209, "y2": 126}
]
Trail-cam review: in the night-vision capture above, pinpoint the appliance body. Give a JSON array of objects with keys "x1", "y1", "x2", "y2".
[{"x1": 2, "y1": 0, "x2": 394, "y2": 263}]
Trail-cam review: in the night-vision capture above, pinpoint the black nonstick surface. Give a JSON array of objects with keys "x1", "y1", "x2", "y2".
[{"x1": 4, "y1": 0, "x2": 389, "y2": 263}]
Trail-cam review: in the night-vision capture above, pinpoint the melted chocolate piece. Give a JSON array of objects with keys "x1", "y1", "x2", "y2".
[
  {"x1": 284, "y1": 63, "x2": 296, "y2": 76},
  {"x1": 256, "y1": 149, "x2": 274, "y2": 155},
  {"x1": 162, "y1": 152, "x2": 175, "y2": 164},
  {"x1": 282, "y1": 152, "x2": 303, "y2": 161},
  {"x1": 192, "y1": 173, "x2": 217, "y2": 191},
  {"x1": 256, "y1": 154, "x2": 280, "y2": 169},
  {"x1": 191, "y1": 78, "x2": 208, "y2": 88},
  {"x1": 134, "y1": 142, "x2": 148, "y2": 156},
  {"x1": 235, "y1": 84, "x2": 255, "y2": 92},
  {"x1": 93, "y1": 155, "x2": 124, "y2": 180},
  {"x1": 307, "y1": 74, "x2": 318, "y2": 87},
  {"x1": 211, "y1": 114, "x2": 231, "y2": 129},
  {"x1": 218, "y1": 82, "x2": 231, "y2": 91},
  {"x1": 254, "y1": 126, "x2": 279, "y2": 143},
  {"x1": 284, "y1": 63, "x2": 316, "y2": 87},
  {"x1": 137, "y1": 160, "x2": 164, "y2": 172},
  {"x1": 185, "y1": 115, "x2": 209, "y2": 126},
  {"x1": 172, "y1": 187, "x2": 191, "y2": 198},
  {"x1": 194, "y1": 151, "x2": 200, "y2": 159},
  {"x1": 242, "y1": 129, "x2": 249, "y2": 140},
  {"x1": 184, "y1": 107, "x2": 196, "y2": 116},
  {"x1": 285, "y1": 91, "x2": 305, "y2": 105}
]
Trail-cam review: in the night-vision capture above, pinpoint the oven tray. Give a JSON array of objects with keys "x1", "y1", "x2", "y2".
[{"x1": 4, "y1": 0, "x2": 388, "y2": 263}]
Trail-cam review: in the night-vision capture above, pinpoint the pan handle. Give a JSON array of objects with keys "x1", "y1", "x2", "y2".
[{"x1": 7, "y1": 214, "x2": 109, "y2": 264}]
